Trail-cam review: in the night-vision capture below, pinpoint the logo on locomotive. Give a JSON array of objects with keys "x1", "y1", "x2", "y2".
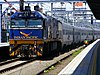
[{"x1": 20, "y1": 31, "x2": 32, "y2": 37}]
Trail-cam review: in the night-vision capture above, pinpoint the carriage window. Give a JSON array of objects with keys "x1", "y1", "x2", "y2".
[
  {"x1": 11, "y1": 19, "x2": 25, "y2": 27},
  {"x1": 28, "y1": 19, "x2": 43, "y2": 27}
]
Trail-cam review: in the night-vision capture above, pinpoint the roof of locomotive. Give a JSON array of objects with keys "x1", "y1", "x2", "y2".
[{"x1": 10, "y1": 11, "x2": 47, "y2": 19}]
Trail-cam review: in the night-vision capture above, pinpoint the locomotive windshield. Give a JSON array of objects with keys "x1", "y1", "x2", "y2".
[
  {"x1": 28, "y1": 19, "x2": 43, "y2": 27},
  {"x1": 11, "y1": 19, "x2": 43, "y2": 28},
  {"x1": 11, "y1": 19, "x2": 25, "y2": 27}
]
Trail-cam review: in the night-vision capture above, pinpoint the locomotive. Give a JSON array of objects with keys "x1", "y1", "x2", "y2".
[
  {"x1": 9, "y1": 6, "x2": 62, "y2": 57},
  {"x1": 9, "y1": 5, "x2": 100, "y2": 57}
]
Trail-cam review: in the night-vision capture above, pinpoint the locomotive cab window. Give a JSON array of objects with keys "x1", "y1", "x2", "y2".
[
  {"x1": 11, "y1": 19, "x2": 25, "y2": 27},
  {"x1": 27, "y1": 19, "x2": 43, "y2": 27}
]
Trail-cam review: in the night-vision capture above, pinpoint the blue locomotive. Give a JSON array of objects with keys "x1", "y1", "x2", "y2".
[{"x1": 9, "y1": 6, "x2": 62, "y2": 57}]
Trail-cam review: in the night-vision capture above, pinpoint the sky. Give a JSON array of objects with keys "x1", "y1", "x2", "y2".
[
  {"x1": 0, "y1": 0, "x2": 90, "y2": 11},
  {"x1": 0, "y1": 0, "x2": 46, "y2": 1},
  {"x1": 1, "y1": 0, "x2": 100, "y2": 22},
  {"x1": 0, "y1": 0, "x2": 100, "y2": 23}
]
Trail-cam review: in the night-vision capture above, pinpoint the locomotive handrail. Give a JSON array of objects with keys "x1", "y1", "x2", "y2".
[{"x1": 58, "y1": 39, "x2": 100, "y2": 75}]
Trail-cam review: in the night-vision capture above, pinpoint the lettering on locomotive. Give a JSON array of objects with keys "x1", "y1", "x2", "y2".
[{"x1": 14, "y1": 36, "x2": 38, "y2": 39}]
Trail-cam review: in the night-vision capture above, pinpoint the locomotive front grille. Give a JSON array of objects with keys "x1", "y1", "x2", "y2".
[{"x1": 9, "y1": 39, "x2": 44, "y2": 44}]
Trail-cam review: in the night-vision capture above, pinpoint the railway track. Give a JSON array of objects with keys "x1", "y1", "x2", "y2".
[
  {"x1": 0, "y1": 46, "x2": 84, "y2": 75},
  {"x1": 0, "y1": 46, "x2": 85, "y2": 75},
  {"x1": 0, "y1": 58, "x2": 35, "y2": 74},
  {"x1": 0, "y1": 58, "x2": 19, "y2": 66}
]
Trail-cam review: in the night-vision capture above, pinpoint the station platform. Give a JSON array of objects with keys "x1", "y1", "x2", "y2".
[{"x1": 58, "y1": 39, "x2": 100, "y2": 75}]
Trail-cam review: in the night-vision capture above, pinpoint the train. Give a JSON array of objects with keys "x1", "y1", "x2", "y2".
[{"x1": 9, "y1": 5, "x2": 100, "y2": 57}]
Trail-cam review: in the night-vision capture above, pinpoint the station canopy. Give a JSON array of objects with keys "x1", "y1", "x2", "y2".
[{"x1": 86, "y1": 0, "x2": 100, "y2": 20}]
